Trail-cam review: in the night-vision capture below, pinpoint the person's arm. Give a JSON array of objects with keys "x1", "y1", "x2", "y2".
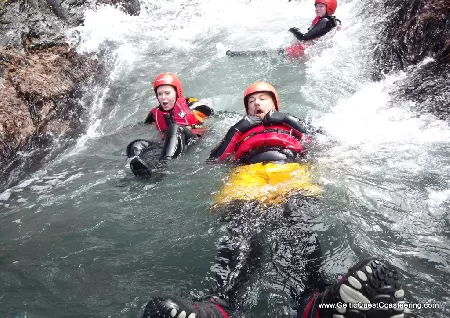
[
  {"x1": 143, "y1": 111, "x2": 155, "y2": 125},
  {"x1": 263, "y1": 110, "x2": 308, "y2": 137},
  {"x1": 288, "y1": 27, "x2": 304, "y2": 41},
  {"x1": 299, "y1": 17, "x2": 335, "y2": 41},
  {"x1": 208, "y1": 116, "x2": 262, "y2": 161},
  {"x1": 289, "y1": 17, "x2": 336, "y2": 41},
  {"x1": 187, "y1": 97, "x2": 214, "y2": 118}
]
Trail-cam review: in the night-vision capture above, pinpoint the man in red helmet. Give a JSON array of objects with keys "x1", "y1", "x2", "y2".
[
  {"x1": 127, "y1": 73, "x2": 213, "y2": 176},
  {"x1": 208, "y1": 81, "x2": 311, "y2": 165},
  {"x1": 141, "y1": 83, "x2": 405, "y2": 318},
  {"x1": 289, "y1": 0, "x2": 340, "y2": 42}
]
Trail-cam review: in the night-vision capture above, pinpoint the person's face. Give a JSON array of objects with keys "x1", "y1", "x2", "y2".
[
  {"x1": 246, "y1": 92, "x2": 276, "y2": 119},
  {"x1": 156, "y1": 85, "x2": 177, "y2": 111},
  {"x1": 315, "y1": 3, "x2": 327, "y2": 17}
]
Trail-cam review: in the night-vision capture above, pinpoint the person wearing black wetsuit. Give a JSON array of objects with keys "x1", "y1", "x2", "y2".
[
  {"x1": 288, "y1": 0, "x2": 340, "y2": 42},
  {"x1": 126, "y1": 73, "x2": 213, "y2": 176},
  {"x1": 225, "y1": 0, "x2": 341, "y2": 58}
]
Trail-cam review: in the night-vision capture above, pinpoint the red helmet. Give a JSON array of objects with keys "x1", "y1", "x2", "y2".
[
  {"x1": 315, "y1": 0, "x2": 337, "y2": 15},
  {"x1": 244, "y1": 82, "x2": 280, "y2": 111},
  {"x1": 153, "y1": 73, "x2": 183, "y2": 97}
]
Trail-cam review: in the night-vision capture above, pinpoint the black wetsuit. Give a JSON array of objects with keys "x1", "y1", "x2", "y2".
[
  {"x1": 210, "y1": 190, "x2": 326, "y2": 312},
  {"x1": 289, "y1": 14, "x2": 340, "y2": 41}
]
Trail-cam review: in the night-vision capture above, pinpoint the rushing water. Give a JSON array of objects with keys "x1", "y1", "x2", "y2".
[{"x1": 1, "y1": 0, "x2": 450, "y2": 317}]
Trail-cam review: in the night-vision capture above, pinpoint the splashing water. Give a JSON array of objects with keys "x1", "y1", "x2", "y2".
[{"x1": 1, "y1": 0, "x2": 449, "y2": 317}]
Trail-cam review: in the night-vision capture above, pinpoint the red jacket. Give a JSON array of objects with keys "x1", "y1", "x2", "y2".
[{"x1": 150, "y1": 98, "x2": 200, "y2": 132}]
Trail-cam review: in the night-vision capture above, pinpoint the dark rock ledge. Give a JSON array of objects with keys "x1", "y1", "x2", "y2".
[{"x1": 373, "y1": 0, "x2": 449, "y2": 118}]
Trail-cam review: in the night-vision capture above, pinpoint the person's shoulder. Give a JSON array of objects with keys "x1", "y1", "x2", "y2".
[
  {"x1": 186, "y1": 97, "x2": 198, "y2": 104},
  {"x1": 186, "y1": 97, "x2": 214, "y2": 117},
  {"x1": 325, "y1": 15, "x2": 341, "y2": 26},
  {"x1": 186, "y1": 97, "x2": 206, "y2": 108}
]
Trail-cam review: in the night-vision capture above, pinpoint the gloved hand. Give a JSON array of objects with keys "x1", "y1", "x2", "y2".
[
  {"x1": 288, "y1": 27, "x2": 304, "y2": 40},
  {"x1": 264, "y1": 110, "x2": 308, "y2": 134},
  {"x1": 263, "y1": 110, "x2": 286, "y2": 125},
  {"x1": 233, "y1": 115, "x2": 263, "y2": 133}
]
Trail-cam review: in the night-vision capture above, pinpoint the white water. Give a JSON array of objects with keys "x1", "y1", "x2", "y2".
[{"x1": 1, "y1": 0, "x2": 449, "y2": 317}]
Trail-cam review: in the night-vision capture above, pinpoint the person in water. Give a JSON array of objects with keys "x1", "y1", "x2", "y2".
[
  {"x1": 288, "y1": 0, "x2": 341, "y2": 42},
  {"x1": 127, "y1": 73, "x2": 213, "y2": 176},
  {"x1": 210, "y1": 81, "x2": 319, "y2": 205},
  {"x1": 225, "y1": 0, "x2": 341, "y2": 58},
  {"x1": 141, "y1": 83, "x2": 406, "y2": 318}
]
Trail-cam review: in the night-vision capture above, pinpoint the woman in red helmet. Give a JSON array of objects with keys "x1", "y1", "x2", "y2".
[
  {"x1": 289, "y1": 0, "x2": 340, "y2": 42},
  {"x1": 127, "y1": 73, "x2": 213, "y2": 176}
]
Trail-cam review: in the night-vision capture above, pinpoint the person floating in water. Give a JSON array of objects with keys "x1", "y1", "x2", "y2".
[
  {"x1": 126, "y1": 73, "x2": 213, "y2": 176},
  {"x1": 141, "y1": 83, "x2": 405, "y2": 318},
  {"x1": 209, "y1": 81, "x2": 320, "y2": 206},
  {"x1": 223, "y1": 0, "x2": 341, "y2": 58}
]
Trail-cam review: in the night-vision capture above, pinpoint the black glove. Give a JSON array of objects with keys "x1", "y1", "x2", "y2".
[
  {"x1": 288, "y1": 27, "x2": 304, "y2": 40},
  {"x1": 263, "y1": 110, "x2": 287, "y2": 125},
  {"x1": 264, "y1": 110, "x2": 307, "y2": 134},
  {"x1": 233, "y1": 115, "x2": 262, "y2": 133}
]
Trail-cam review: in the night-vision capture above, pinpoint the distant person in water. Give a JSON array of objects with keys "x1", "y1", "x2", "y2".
[
  {"x1": 224, "y1": 0, "x2": 341, "y2": 58},
  {"x1": 126, "y1": 73, "x2": 213, "y2": 176},
  {"x1": 288, "y1": 0, "x2": 341, "y2": 42}
]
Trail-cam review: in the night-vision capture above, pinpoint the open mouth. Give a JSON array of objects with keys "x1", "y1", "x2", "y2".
[{"x1": 256, "y1": 109, "x2": 264, "y2": 115}]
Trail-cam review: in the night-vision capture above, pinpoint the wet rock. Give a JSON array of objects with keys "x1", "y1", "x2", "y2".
[
  {"x1": 373, "y1": 0, "x2": 450, "y2": 117},
  {"x1": 0, "y1": 0, "x2": 140, "y2": 50},
  {"x1": 0, "y1": 0, "x2": 139, "y2": 189},
  {"x1": 0, "y1": 45, "x2": 100, "y2": 188},
  {"x1": 97, "y1": 0, "x2": 141, "y2": 17}
]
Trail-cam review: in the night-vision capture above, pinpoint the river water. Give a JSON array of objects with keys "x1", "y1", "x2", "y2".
[{"x1": 1, "y1": 0, "x2": 449, "y2": 317}]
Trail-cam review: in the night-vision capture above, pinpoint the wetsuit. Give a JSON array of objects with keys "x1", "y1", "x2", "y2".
[
  {"x1": 127, "y1": 97, "x2": 213, "y2": 176},
  {"x1": 210, "y1": 197, "x2": 326, "y2": 310},
  {"x1": 289, "y1": 14, "x2": 340, "y2": 41}
]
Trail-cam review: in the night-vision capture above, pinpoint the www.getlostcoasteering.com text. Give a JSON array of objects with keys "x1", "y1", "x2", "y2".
[{"x1": 319, "y1": 302, "x2": 440, "y2": 310}]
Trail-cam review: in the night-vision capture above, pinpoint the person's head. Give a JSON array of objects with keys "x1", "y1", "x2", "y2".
[
  {"x1": 244, "y1": 82, "x2": 280, "y2": 119},
  {"x1": 314, "y1": 0, "x2": 337, "y2": 16},
  {"x1": 153, "y1": 73, "x2": 183, "y2": 111}
]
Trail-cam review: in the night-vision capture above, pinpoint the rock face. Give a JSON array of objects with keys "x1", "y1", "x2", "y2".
[
  {"x1": 0, "y1": 0, "x2": 141, "y2": 49},
  {"x1": 0, "y1": 45, "x2": 100, "y2": 186},
  {"x1": 373, "y1": 0, "x2": 450, "y2": 118},
  {"x1": 0, "y1": 0, "x2": 140, "y2": 190}
]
